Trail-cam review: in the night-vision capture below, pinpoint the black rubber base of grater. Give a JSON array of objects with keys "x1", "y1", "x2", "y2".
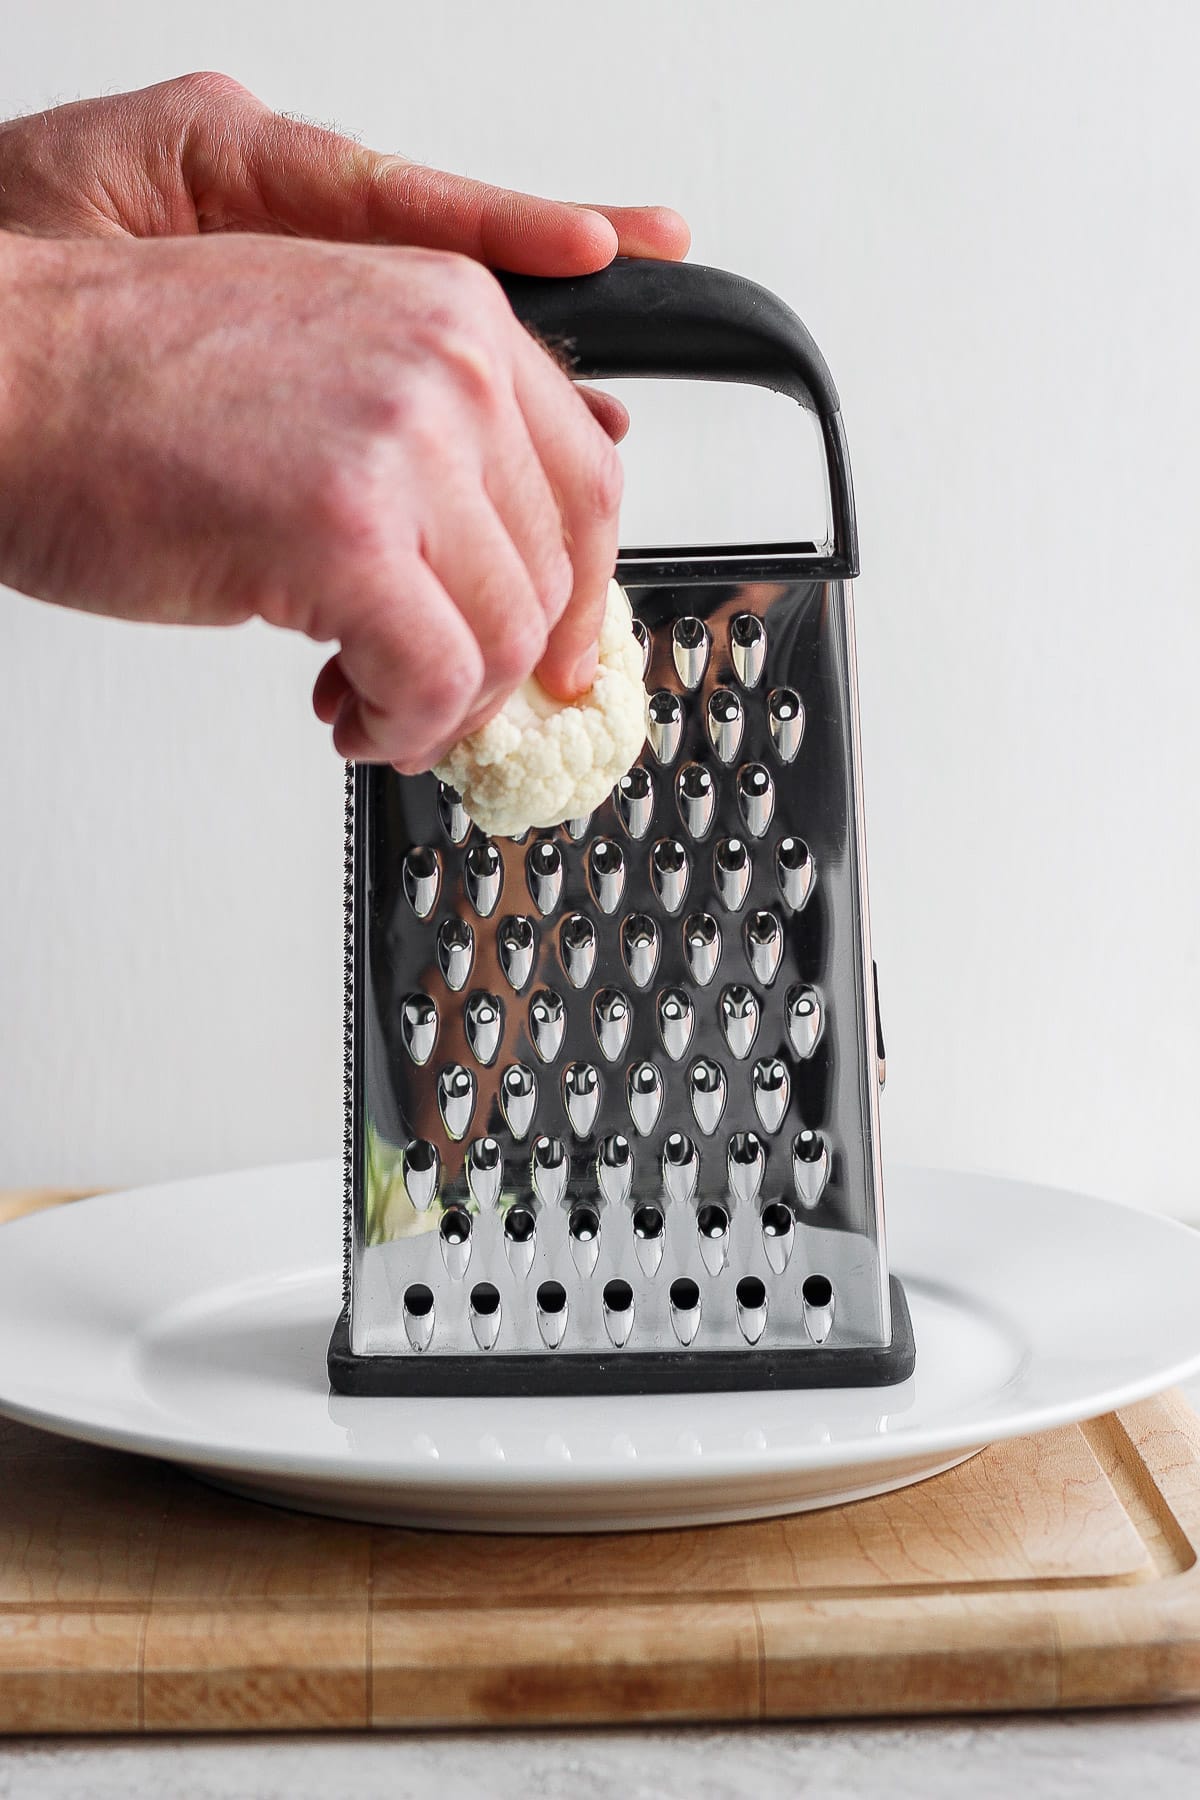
[{"x1": 326, "y1": 1274, "x2": 914, "y2": 1397}]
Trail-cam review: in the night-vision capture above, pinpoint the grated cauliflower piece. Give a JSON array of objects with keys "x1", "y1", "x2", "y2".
[{"x1": 434, "y1": 579, "x2": 648, "y2": 837}]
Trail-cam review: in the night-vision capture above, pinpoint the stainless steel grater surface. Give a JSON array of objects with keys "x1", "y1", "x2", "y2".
[{"x1": 329, "y1": 259, "x2": 914, "y2": 1395}]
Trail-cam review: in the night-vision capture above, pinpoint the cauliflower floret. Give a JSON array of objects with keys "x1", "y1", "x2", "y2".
[{"x1": 434, "y1": 579, "x2": 648, "y2": 837}]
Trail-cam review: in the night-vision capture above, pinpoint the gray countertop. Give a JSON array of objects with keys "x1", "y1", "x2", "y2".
[{"x1": 3, "y1": 1711, "x2": 1200, "y2": 1800}]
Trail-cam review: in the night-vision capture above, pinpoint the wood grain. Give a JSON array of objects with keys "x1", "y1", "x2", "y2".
[{"x1": 2, "y1": 1189, "x2": 1200, "y2": 1732}]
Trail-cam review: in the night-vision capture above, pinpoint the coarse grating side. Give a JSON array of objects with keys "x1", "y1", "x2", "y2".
[{"x1": 335, "y1": 573, "x2": 905, "y2": 1383}]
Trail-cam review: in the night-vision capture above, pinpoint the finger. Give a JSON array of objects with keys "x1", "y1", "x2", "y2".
[
  {"x1": 510, "y1": 333, "x2": 623, "y2": 701},
  {"x1": 313, "y1": 653, "x2": 351, "y2": 724},
  {"x1": 577, "y1": 384, "x2": 630, "y2": 443},
  {"x1": 580, "y1": 205, "x2": 692, "y2": 261},
  {"x1": 179, "y1": 94, "x2": 623, "y2": 274},
  {"x1": 422, "y1": 487, "x2": 553, "y2": 711},
  {"x1": 330, "y1": 560, "x2": 484, "y2": 769},
  {"x1": 362, "y1": 161, "x2": 621, "y2": 274},
  {"x1": 482, "y1": 421, "x2": 575, "y2": 628}
]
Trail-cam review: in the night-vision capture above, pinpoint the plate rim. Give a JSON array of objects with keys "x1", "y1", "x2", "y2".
[{"x1": 2, "y1": 1158, "x2": 1200, "y2": 1494}]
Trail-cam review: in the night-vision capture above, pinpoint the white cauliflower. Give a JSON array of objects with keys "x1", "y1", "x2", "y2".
[{"x1": 434, "y1": 579, "x2": 648, "y2": 837}]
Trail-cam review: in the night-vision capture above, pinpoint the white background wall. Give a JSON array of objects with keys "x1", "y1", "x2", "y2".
[{"x1": 2, "y1": 0, "x2": 1197, "y2": 1216}]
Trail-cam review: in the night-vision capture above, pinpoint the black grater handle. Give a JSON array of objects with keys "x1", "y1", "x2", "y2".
[{"x1": 499, "y1": 257, "x2": 858, "y2": 573}]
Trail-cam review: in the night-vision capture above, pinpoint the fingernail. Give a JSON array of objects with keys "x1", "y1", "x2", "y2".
[{"x1": 571, "y1": 645, "x2": 599, "y2": 693}]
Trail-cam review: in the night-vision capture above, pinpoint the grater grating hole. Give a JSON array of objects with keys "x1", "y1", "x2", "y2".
[
  {"x1": 602, "y1": 1276, "x2": 635, "y2": 1345},
  {"x1": 402, "y1": 846, "x2": 441, "y2": 918},
  {"x1": 672, "y1": 616, "x2": 711, "y2": 689},
  {"x1": 504, "y1": 1206, "x2": 535, "y2": 1244},
  {"x1": 470, "y1": 1283, "x2": 500, "y2": 1315},
  {"x1": 751, "y1": 1058, "x2": 790, "y2": 1134},
  {"x1": 706, "y1": 688, "x2": 744, "y2": 763},
  {"x1": 497, "y1": 916, "x2": 536, "y2": 992},
  {"x1": 663, "y1": 1131, "x2": 700, "y2": 1205},
  {"x1": 633, "y1": 1205, "x2": 664, "y2": 1242},
  {"x1": 588, "y1": 838, "x2": 626, "y2": 913},
  {"x1": 536, "y1": 1278, "x2": 567, "y2": 1346},
  {"x1": 560, "y1": 914, "x2": 596, "y2": 988},
  {"x1": 657, "y1": 987, "x2": 695, "y2": 1060},
  {"x1": 627, "y1": 1060, "x2": 664, "y2": 1135},
  {"x1": 683, "y1": 912, "x2": 721, "y2": 985},
  {"x1": 400, "y1": 994, "x2": 438, "y2": 1065},
  {"x1": 791, "y1": 1126, "x2": 832, "y2": 1213},
  {"x1": 593, "y1": 987, "x2": 632, "y2": 1061},
  {"x1": 647, "y1": 691, "x2": 684, "y2": 764},
  {"x1": 597, "y1": 1132, "x2": 634, "y2": 1206},
  {"x1": 437, "y1": 1064, "x2": 476, "y2": 1140},
  {"x1": 404, "y1": 1283, "x2": 434, "y2": 1316},
  {"x1": 650, "y1": 838, "x2": 690, "y2": 913},
  {"x1": 621, "y1": 913, "x2": 660, "y2": 988},
  {"x1": 736, "y1": 763, "x2": 776, "y2": 838},
  {"x1": 531, "y1": 1135, "x2": 568, "y2": 1207},
  {"x1": 615, "y1": 767, "x2": 654, "y2": 838},
  {"x1": 676, "y1": 763, "x2": 716, "y2": 840},
  {"x1": 767, "y1": 687, "x2": 805, "y2": 763},
  {"x1": 744, "y1": 909, "x2": 783, "y2": 985},
  {"x1": 526, "y1": 839, "x2": 564, "y2": 914},
  {"x1": 464, "y1": 992, "x2": 503, "y2": 1066},
  {"x1": 464, "y1": 841, "x2": 503, "y2": 916},
  {"x1": 436, "y1": 782, "x2": 470, "y2": 845},
  {"x1": 437, "y1": 918, "x2": 474, "y2": 991},
  {"x1": 776, "y1": 836, "x2": 815, "y2": 911},
  {"x1": 727, "y1": 1131, "x2": 766, "y2": 1205},
  {"x1": 713, "y1": 838, "x2": 752, "y2": 912},
  {"x1": 785, "y1": 985, "x2": 823, "y2": 1059},
  {"x1": 529, "y1": 989, "x2": 567, "y2": 1062},
  {"x1": 719, "y1": 983, "x2": 761, "y2": 1059},
  {"x1": 729, "y1": 613, "x2": 767, "y2": 687},
  {"x1": 402, "y1": 1140, "x2": 440, "y2": 1212}
]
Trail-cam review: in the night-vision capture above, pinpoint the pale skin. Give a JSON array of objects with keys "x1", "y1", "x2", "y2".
[{"x1": 0, "y1": 73, "x2": 690, "y2": 768}]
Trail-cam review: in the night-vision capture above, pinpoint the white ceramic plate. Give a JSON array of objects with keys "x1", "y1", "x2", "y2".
[{"x1": 1, "y1": 1160, "x2": 1198, "y2": 1532}]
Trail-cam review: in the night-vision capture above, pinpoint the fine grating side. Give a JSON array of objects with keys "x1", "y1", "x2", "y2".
[{"x1": 338, "y1": 570, "x2": 902, "y2": 1384}]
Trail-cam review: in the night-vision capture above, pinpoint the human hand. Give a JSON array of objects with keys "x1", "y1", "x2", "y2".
[
  {"x1": 0, "y1": 230, "x2": 628, "y2": 765},
  {"x1": 0, "y1": 72, "x2": 690, "y2": 729}
]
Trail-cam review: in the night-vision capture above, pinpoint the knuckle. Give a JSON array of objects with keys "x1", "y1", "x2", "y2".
[
  {"x1": 435, "y1": 329, "x2": 503, "y2": 413},
  {"x1": 442, "y1": 250, "x2": 504, "y2": 306},
  {"x1": 169, "y1": 69, "x2": 257, "y2": 111}
]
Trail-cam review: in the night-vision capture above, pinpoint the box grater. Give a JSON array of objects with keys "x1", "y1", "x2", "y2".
[{"x1": 328, "y1": 258, "x2": 915, "y2": 1395}]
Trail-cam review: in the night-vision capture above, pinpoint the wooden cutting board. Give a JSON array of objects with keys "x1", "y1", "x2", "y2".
[{"x1": 2, "y1": 1188, "x2": 1200, "y2": 1733}]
